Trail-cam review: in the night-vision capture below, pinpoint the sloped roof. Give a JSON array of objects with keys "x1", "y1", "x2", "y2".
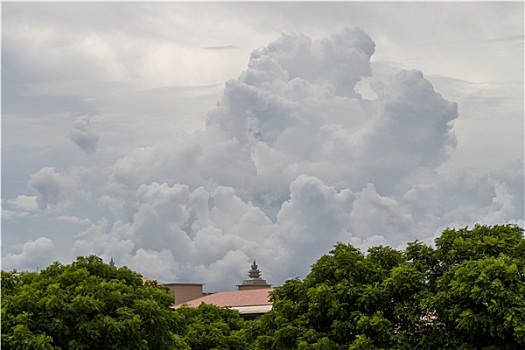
[{"x1": 173, "y1": 288, "x2": 274, "y2": 309}]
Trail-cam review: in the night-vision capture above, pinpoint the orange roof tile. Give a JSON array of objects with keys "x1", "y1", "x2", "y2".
[{"x1": 174, "y1": 288, "x2": 274, "y2": 308}]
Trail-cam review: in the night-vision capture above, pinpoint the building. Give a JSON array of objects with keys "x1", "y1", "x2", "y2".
[
  {"x1": 163, "y1": 283, "x2": 207, "y2": 305},
  {"x1": 237, "y1": 260, "x2": 272, "y2": 291},
  {"x1": 175, "y1": 288, "x2": 273, "y2": 320},
  {"x1": 172, "y1": 260, "x2": 273, "y2": 320}
]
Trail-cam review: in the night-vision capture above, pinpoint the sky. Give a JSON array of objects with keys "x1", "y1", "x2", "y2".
[{"x1": 2, "y1": 2, "x2": 524, "y2": 291}]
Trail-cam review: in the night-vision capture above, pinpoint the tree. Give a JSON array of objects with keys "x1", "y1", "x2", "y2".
[
  {"x1": 174, "y1": 303, "x2": 250, "y2": 350},
  {"x1": 428, "y1": 224, "x2": 525, "y2": 349},
  {"x1": 1, "y1": 255, "x2": 186, "y2": 350},
  {"x1": 250, "y1": 224, "x2": 524, "y2": 349},
  {"x1": 250, "y1": 243, "x2": 426, "y2": 349},
  {"x1": 3, "y1": 225, "x2": 523, "y2": 349}
]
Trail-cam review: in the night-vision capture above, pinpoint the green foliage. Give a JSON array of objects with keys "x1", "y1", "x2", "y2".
[
  {"x1": 3, "y1": 225, "x2": 523, "y2": 350},
  {"x1": 1, "y1": 255, "x2": 180, "y2": 350},
  {"x1": 174, "y1": 303, "x2": 250, "y2": 350},
  {"x1": 429, "y1": 224, "x2": 525, "y2": 349},
  {"x1": 252, "y1": 224, "x2": 524, "y2": 349}
]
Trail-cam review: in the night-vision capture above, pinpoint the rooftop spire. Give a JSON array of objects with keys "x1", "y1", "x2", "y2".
[
  {"x1": 248, "y1": 260, "x2": 261, "y2": 279},
  {"x1": 237, "y1": 259, "x2": 271, "y2": 290}
]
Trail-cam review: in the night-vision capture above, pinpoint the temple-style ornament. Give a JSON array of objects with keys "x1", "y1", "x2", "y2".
[
  {"x1": 248, "y1": 260, "x2": 261, "y2": 279},
  {"x1": 237, "y1": 260, "x2": 272, "y2": 291},
  {"x1": 109, "y1": 257, "x2": 116, "y2": 268}
]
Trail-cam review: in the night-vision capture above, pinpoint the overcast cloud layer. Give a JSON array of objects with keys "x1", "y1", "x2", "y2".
[{"x1": 2, "y1": 3, "x2": 523, "y2": 291}]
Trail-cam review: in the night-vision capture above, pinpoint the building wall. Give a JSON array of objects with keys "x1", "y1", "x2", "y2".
[
  {"x1": 164, "y1": 283, "x2": 205, "y2": 304},
  {"x1": 237, "y1": 284, "x2": 272, "y2": 291}
]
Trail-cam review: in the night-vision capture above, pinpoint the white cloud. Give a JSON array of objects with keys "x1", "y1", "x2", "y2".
[
  {"x1": 56, "y1": 215, "x2": 92, "y2": 226},
  {"x1": 489, "y1": 160, "x2": 524, "y2": 218},
  {"x1": 6, "y1": 195, "x2": 39, "y2": 212},
  {"x1": 271, "y1": 175, "x2": 355, "y2": 276},
  {"x1": 28, "y1": 167, "x2": 71, "y2": 211},
  {"x1": 72, "y1": 27, "x2": 521, "y2": 289},
  {"x1": 69, "y1": 116, "x2": 99, "y2": 154},
  {"x1": 349, "y1": 184, "x2": 415, "y2": 243},
  {"x1": 2, "y1": 209, "x2": 30, "y2": 221},
  {"x1": 27, "y1": 167, "x2": 93, "y2": 211},
  {"x1": 76, "y1": 182, "x2": 277, "y2": 287},
  {"x1": 2, "y1": 9, "x2": 522, "y2": 291},
  {"x1": 2, "y1": 196, "x2": 39, "y2": 221},
  {"x1": 72, "y1": 219, "x2": 134, "y2": 261},
  {"x1": 246, "y1": 27, "x2": 375, "y2": 98},
  {"x1": 2, "y1": 237, "x2": 56, "y2": 271}
]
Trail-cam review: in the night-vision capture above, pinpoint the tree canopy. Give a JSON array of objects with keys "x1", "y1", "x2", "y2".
[
  {"x1": 250, "y1": 224, "x2": 525, "y2": 349},
  {"x1": 1, "y1": 255, "x2": 186, "y2": 350},
  {"x1": 2, "y1": 224, "x2": 524, "y2": 349},
  {"x1": 175, "y1": 303, "x2": 250, "y2": 350}
]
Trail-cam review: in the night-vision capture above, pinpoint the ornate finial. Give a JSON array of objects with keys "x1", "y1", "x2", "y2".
[
  {"x1": 238, "y1": 259, "x2": 271, "y2": 290},
  {"x1": 109, "y1": 257, "x2": 116, "y2": 268},
  {"x1": 248, "y1": 259, "x2": 261, "y2": 279}
]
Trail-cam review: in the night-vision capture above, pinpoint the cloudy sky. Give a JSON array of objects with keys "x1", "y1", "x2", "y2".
[{"x1": 2, "y1": 2, "x2": 524, "y2": 291}]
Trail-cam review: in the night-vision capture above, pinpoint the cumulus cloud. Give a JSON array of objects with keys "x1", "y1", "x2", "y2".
[
  {"x1": 69, "y1": 116, "x2": 99, "y2": 154},
  {"x1": 2, "y1": 196, "x2": 39, "y2": 221},
  {"x1": 74, "y1": 183, "x2": 277, "y2": 287},
  {"x1": 82, "y1": 27, "x2": 523, "y2": 290},
  {"x1": 6, "y1": 195, "x2": 39, "y2": 212},
  {"x1": 243, "y1": 27, "x2": 375, "y2": 98},
  {"x1": 28, "y1": 166, "x2": 93, "y2": 211},
  {"x1": 28, "y1": 167, "x2": 70, "y2": 211},
  {"x1": 5, "y1": 27, "x2": 522, "y2": 290},
  {"x1": 56, "y1": 215, "x2": 92, "y2": 226},
  {"x1": 2, "y1": 237, "x2": 56, "y2": 271}
]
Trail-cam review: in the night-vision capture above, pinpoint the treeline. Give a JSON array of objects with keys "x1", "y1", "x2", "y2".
[{"x1": 2, "y1": 224, "x2": 524, "y2": 349}]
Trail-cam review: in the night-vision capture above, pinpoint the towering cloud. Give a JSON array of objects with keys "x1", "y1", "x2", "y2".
[{"x1": 5, "y1": 27, "x2": 522, "y2": 290}]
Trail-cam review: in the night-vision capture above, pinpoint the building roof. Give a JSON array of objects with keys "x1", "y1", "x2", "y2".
[
  {"x1": 232, "y1": 305, "x2": 273, "y2": 314},
  {"x1": 173, "y1": 288, "x2": 274, "y2": 309}
]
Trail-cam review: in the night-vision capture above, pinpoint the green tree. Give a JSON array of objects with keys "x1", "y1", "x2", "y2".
[
  {"x1": 251, "y1": 224, "x2": 524, "y2": 350},
  {"x1": 251, "y1": 244, "x2": 426, "y2": 349},
  {"x1": 174, "y1": 303, "x2": 250, "y2": 350},
  {"x1": 1, "y1": 255, "x2": 187, "y2": 350},
  {"x1": 428, "y1": 224, "x2": 525, "y2": 349}
]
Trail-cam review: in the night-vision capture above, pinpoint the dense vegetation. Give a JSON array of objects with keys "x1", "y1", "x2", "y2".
[
  {"x1": 1, "y1": 256, "x2": 185, "y2": 350},
  {"x1": 2, "y1": 224, "x2": 524, "y2": 349},
  {"x1": 250, "y1": 224, "x2": 525, "y2": 349}
]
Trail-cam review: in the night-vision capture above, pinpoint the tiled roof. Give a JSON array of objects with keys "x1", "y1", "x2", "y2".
[{"x1": 173, "y1": 288, "x2": 274, "y2": 309}]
